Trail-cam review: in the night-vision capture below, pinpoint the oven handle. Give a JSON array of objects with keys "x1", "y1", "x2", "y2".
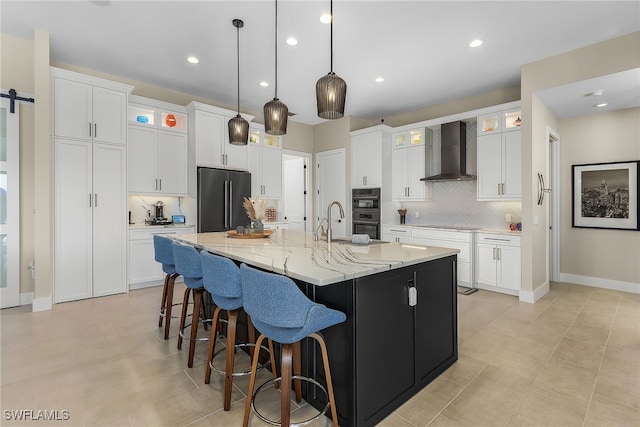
[
  {"x1": 353, "y1": 219, "x2": 380, "y2": 225},
  {"x1": 352, "y1": 195, "x2": 379, "y2": 200}
]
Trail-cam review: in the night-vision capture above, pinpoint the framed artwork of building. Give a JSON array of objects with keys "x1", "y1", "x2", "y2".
[{"x1": 572, "y1": 160, "x2": 639, "y2": 231}]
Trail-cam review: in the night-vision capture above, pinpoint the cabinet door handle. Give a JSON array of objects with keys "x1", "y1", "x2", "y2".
[
  {"x1": 496, "y1": 247, "x2": 501, "y2": 260},
  {"x1": 89, "y1": 123, "x2": 92, "y2": 137},
  {"x1": 159, "y1": 179, "x2": 162, "y2": 191},
  {"x1": 94, "y1": 193, "x2": 98, "y2": 207},
  {"x1": 89, "y1": 193, "x2": 92, "y2": 207},
  {"x1": 221, "y1": 153, "x2": 225, "y2": 165},
  {"x1": 492, "y1": 247, "x2": 496, "y2": 259},
  {"x1": 408, "y1": 279, "x2": 417, "y2": 306},
  {"x1": 94, "y1": 123, "x2": 97, "y2": 138}
]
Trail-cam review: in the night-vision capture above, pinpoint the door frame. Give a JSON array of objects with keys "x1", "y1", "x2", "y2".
[
  {"x1": 315, "y1": 148, "x2": 346, "y2": 236},
  {"x1": 282, "y1": 149, "x2": 312, "y2": 233},
  {"x1": 546, "y1": 126, "x2": 561, "y2": 283},
  {"x1": 1, "y1": 95, "x2": 20, "y2": 308}
]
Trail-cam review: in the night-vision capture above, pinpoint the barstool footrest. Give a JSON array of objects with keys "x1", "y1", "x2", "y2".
[
  {"x1": 251, "y1": 375, "x2": 330, "y2": 427},
  {"x1": 209, "y1": 343, "x2": 271, "y2": 376}
]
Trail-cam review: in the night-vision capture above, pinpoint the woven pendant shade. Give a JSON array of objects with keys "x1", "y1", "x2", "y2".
[{"x1": 316, "y1": 72, "x2": 347, "y2": 119}]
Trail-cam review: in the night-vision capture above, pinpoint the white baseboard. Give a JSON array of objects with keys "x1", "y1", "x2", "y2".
[
  {"x1": 32, "y1": 296, "x2": 52, "y2": 312},
  {"x1": 519, "y1": 281, "x2": 550, "y2": 304},
  {"x1": 20, "y1": 292, "x2": 34, "y2": 306},
  {"x1": 560, "y1": 273, "x2": 640, "y2": 294}
]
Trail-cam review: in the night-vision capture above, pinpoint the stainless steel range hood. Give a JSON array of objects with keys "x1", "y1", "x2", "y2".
[{"x1": 421, "y1": 121, "x2": 476, "y2": 182}]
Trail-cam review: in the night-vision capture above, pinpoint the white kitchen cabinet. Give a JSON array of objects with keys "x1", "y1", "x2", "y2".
[
  {"x1": 411, "y1": 227, "x2": 474, "y2": 287},
  {"x1": 392, "y1": 143, "x2": 426, "y2": 200},
  {"x1": 263, "y1": 222, "x2": 290, "y2": 230},
  {"x1": 350, "y1": 125, "x2": 390, "y2": 188},
  {"x1": 52, "y1": 67, "x2": 132, "y2": 145},
  {"x1": 475, "y1": 233, "x2": 521, "y2": 295},
  {"x1": 187, "y1": 102, "x2": 253, "y2": 170},
  {"x1": 54, "y1": 139, "x2": 127, "y2": 302},
  {"x1": 128, "y1": 225, "x2": 195, "y2": 287},
  {"x1": 248, "y1": 127, "x2": 282, "y2": 198},
  {"x1": 382, "y1": 225, "x2": 413, "y2": 243},
  {"x1": 477, "y1": 130, "x2": 521, "y2": 200},
  {"x1": 128, "y1": 96, "x2": 188, "y2": 195}
]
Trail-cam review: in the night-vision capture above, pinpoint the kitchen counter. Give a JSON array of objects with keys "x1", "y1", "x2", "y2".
[
  {"x1": 172, "y1": 229, "x2": 459, "y2": 426},
  {"x1": 173, "y1": 229, "x2": 458, "y2": 286},
  {"x1": 128, "y1": 223, "x2": 196, "y2": 229}
]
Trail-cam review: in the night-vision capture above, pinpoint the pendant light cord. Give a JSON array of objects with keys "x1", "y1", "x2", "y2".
[
  {"x1": 330, "y1": 0, "x2": 333, "y2": 73},
  {"x1": 274, "y1": 0, "x2": 278, "y2": 99},
  {"x1": 236, "y1": 23, "x2": 240, "y2": 115}
]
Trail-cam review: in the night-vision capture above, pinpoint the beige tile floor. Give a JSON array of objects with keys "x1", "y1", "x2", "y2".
[{"x1": 1, "y1": 282, "x2": 639, "y2": 427}]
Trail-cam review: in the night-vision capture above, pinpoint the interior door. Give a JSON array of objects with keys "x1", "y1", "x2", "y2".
[
  {"x1": 0, "y1": 97, "x2": 20, "y2": 308},
  {"x1": 283, "y1": 155, "x2": 306, "y2": 231},
  {"x1": 316, "y1": 149, "x2": 346, "y2": 237}
]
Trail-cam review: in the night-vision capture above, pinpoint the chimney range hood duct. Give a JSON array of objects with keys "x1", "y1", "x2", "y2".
[{"x1": 421, "y1": 121, "x2": 476, "y2": 182}]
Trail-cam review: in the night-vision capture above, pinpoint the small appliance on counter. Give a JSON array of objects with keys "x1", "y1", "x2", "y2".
[{"x1": 145, "y1": 201, "x2": 173, "y2": 225}]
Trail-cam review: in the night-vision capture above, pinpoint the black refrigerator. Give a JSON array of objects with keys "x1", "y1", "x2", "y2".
[{"x1": 197, "y1": 167, "x2": 251, "y2": 232}]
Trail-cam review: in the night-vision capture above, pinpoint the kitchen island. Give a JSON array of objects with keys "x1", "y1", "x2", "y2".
[{"x1": 173, "y1": 230, "x2": 459, "y2": 427}]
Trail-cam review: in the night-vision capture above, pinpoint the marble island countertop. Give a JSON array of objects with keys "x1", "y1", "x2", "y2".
[{"x1": 172, "y1": 229, "x2": 458, "y2": 286}]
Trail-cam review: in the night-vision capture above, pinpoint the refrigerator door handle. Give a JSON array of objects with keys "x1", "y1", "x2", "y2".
[
  {"x1": 224, "y1": 180, "x2": 229, "y2": 229},
  {"x1": 229, "y1": 180, "x2": 233, "y2": 228}
]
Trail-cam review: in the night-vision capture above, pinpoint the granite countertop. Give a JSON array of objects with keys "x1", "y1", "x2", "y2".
[{"x1": 172, "y1": 229, "x2": 458, "y2": 286}]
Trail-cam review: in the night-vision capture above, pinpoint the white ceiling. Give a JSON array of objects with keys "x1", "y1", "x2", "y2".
[{"x1": 2, "y1": 1, "x2": 639, "y2": 125}]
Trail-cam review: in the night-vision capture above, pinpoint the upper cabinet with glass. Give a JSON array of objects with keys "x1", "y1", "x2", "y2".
[
  {"x1": 249, "y1": 128, "x2": 281, "y2": 149},
  {"x1": 128, "y1": 95, "x2": 187, "y2": 133},
  {"x1": 392, "y1": 128, "x2": 425, "y2": 148},
  {"x1": 503, "y1": 109, "x2": 522, "y2": 132},
  {"x1": 478, "y1": 108, "x2": 522, "y2": 135}
]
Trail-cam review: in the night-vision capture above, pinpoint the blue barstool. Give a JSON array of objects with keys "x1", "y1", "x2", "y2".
[
  {"x1": 153, "y1": 235, "x2": 180, "y2": 340},
  {"x1": 200, "y1": 251, "x2": 276, "y2": 411},
  {"x1": 172, "y1": 242, "x2": 209, "y2": 368},
  {"x1": 239, "y1": 263, "x2": 346, "y2": 427}
]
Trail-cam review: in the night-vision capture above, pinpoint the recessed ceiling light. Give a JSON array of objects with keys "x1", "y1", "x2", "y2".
[
  {"x1": 469, "y1": 39, "x2": 483, "y2": 48},
  {"x1": 584, "y1": 90, "x2": 604, "y2": 97},
  {"x1": 286, "y1": 37, "x2": 298, "y2": 46},
  {"x1": 320, "y1": 14, "x2": 332, "y2": 24},
  {"x1": 259, "y1": 81, "x2": 269, "y2": 87},
  {"x1": 594, "y1": 102, "x2": 609, "y2": 108},
  {"x1": 186, "y1": 56, "x2": 199, "y2": 64},
  {"x1": 375, "y1": 77, "x2": 385, "y2": 83}
]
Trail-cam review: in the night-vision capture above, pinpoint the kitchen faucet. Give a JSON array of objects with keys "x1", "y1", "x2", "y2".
[{"x1": 326, "y1": 201, "x2": 345, "y2": 244}]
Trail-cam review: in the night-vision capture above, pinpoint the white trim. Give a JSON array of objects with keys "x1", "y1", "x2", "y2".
[
  {"x1": 546, "y1": 127, "x2": 561, "y2": 282},
  {"x1": 560, "y1": 273, "x2": 640, "y2": 294},
  {"x1": 519, "y1": 281, "x2": 550, "y2": 303},
  {"x1": 20, "y1": 292, "x2": 34, "y2": 306},
  {"x1": 50, "y1": 67, "x2": 134, "y2": 94},
  {"x1": 186, "y1": 101, "x2": 254, "y2": 122},
  {"x1": 32, "y1": 296, "x2": 52, "y2": 312}
]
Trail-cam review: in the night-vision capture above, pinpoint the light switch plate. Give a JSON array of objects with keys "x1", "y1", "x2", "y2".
[{"x1": 505, "y1": 213, "x2": 512, "y2": 222}]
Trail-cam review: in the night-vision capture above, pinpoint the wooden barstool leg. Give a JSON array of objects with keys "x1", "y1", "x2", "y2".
[
  {"x1": 280, "y1": 343, "x2": 293, "y2": 427},
  {"x1": 247, "y1": 315, "x2": 256, "y2": 359},
  {"x1": 177, "y1": 287, "x2": 192, "y2": 350},
  {"x1": 163, "y1": 274, "x2": 177, "y2": 340},
  {"x1": 310, "y1": 332, "x2": 340, "y2": 427},
  {"x1": 243, "y1": 334, "x2": 267, "y2": 427},
  {"x1": 204, "y1": 306, "x2": 222, "y2": 384},
  {"x1": 268, "y1": 338, "x2": 278, "y2": 389},
  {"x1": 223, "y1": 309, "x2": 239, "y2": 411},
  {"x1": 293, "y1": 340, "x2": 302, "y2": 402},
  {"x1": 188, "y1": 289, "x2": 203, "y2": 368},
  {"x1": 158, "y1": 273, "x2": 170, "y2": 327}
]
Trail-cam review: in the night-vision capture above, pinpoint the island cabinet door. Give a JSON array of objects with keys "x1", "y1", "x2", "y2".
[
  {"x1": 355, "y1": 269, "x2": 416, "y2": 425},
  {"x1": 414, "y1": 255, "x2": 458, "y2": 383}
]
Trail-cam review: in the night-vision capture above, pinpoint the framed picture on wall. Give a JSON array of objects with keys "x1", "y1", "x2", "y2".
[{"x1": 572, "y1": 160, "x2": 639, "y2": 231}]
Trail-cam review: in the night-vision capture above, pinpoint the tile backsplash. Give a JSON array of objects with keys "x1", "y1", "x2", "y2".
[{"x1": 382, "y1": 180, "x2": 522, "y2": 230}]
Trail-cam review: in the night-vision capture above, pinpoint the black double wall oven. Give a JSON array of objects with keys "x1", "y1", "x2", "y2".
[{"x1": 352, "y1": 188, "x2": 381, "y2": 240}]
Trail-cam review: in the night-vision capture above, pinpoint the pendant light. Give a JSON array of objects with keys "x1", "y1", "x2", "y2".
[
  {"x1": 229, "y1": 18, "x2": 249, "y2": 145},
  {"x1": 315, "y1": 0, "x2": 347, "y2": 120},
  {"x1": 263, "y1": 0, "x2": 288, "y2": 135}
]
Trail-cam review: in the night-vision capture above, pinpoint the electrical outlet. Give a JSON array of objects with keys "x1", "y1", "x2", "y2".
[
  {"x1": 415, "y1": 211, "x2": 420, "y2": 218},
  {"x1": 505, "y1": 213, "x2": 512, "y2": 222}
]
